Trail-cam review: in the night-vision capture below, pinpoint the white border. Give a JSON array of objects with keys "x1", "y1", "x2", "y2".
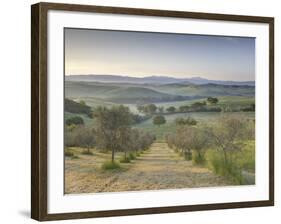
[{"x1": 48, "y1": 10, "x2": 269, "y2": 214}]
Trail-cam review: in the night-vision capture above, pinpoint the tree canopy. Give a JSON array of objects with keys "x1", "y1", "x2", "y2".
[
  {"x1": 153, "y1": 115, "x2": 166, "y2": 126},
  {"x1": 94, "y1": 105, "x2": 132, "y2": 162},
  {"x1": 65, "y1": 98, "x2": 92, "y2": 118},
  {"x1": 65, "y1": 116, "x2": 84, "y2": 126},
  {"x1": 207, "y1": 97, "x2": 219, "y2": 105},
  {"x1": 166, "y1": 106, "x2": 176, "y2": 113},
  {"x1": 175, "y1": 117, "x2": 197, "y2": 126}
]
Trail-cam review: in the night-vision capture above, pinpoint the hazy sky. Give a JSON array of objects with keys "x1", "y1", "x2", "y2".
[{"x1": 65, "y1": 28, "x2": 255, "y2": 81}]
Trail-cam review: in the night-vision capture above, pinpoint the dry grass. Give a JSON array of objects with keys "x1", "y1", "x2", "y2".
[{"x1": 65, "y1": 143, "x2": 234, "y2": 194}]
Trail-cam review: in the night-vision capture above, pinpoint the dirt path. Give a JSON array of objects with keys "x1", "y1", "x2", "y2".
[{"x1": 65, "y1": 143, "x2": 232, "y2": 194}]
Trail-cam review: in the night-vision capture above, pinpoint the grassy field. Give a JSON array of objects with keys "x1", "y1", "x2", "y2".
[
  {"x1": 66, "y1": 81, "x2": 254, "y2": 103},
  {"x1": 65, "y1": 93, "x2": 255, "y2": 140},
  {"x1": 134, "y1": 111, "x2": 254, "y2": 140},
  {"x1": 205, "y1": 140, "x2": 255, "y2": 184}
]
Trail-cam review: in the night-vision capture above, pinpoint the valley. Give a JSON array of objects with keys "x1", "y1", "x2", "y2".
[{"x1": 64, "y1": 75, "x2": 256, "y2": 193}]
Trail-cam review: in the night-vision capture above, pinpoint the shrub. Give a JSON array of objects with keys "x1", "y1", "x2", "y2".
[
  {"x1": 206, "y1": 137, "x2": 255, "y2": 185},
  {"x1": 101, "y1": 161, "x2": 121, "y2": 170},
  {"x1": 184, "y1": 151, "x2": 192, "y2": 161},
  {"x1": 237, "y1": 141, "x2": 255, "y2": 172},
  {"x1": 66, "y1": 116, "x2": 84, "y2": 126},
  {"x1": 71, "y1": 155, "x2": 80, "y2": 159},
  {"x1": 119, "y1": 156, "x2": 131, "y2": 163},
  {"x1": 207, "y1": 97, "x2": 219, "y2": 105},
  {"x1": 207, "y1": 151, "x2": 244, "y2": 184},
  {"x1": 192, "y1": 151, "x2": 206, "y2": 165},
  {"x1": 129, "y1": 153, "x2": 136, "y2": 160},
  {"x1": 175, "y1": 117, "x2": 197, "y2": 126}
]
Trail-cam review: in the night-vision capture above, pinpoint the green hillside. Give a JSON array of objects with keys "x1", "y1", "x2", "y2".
[
  {"x1": 155, "y1": 83, "x2": 254, "y2": 97},
  {"x1": 65, "y1": 81, "x2": 120, "y2": 98},
  {"x1": 66, "y1": 81, "x2": 190, "y2": 104},
  {"x1": 66, "y1": 81, "x2": 254, "y2": 105},
  {"x1": 65, "y1": 98, "x2": 92, "y2": 117}
]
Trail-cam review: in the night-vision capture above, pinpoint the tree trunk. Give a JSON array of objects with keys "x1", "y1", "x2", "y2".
[
  {"x1": 125, "y1": 151, "x2": 127, "y2": 159},
  {"x1": 87, "y1": 146, "x2": 90, "y2": 154}
]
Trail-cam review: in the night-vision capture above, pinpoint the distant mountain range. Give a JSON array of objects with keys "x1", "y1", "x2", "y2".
[{"x1": 66, "y1": 75, "x2": 255, "y2": 86}]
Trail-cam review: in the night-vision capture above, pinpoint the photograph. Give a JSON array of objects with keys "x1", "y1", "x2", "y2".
[{"x1": 64, "y1": 28, "x2": 256, "y2": 194}]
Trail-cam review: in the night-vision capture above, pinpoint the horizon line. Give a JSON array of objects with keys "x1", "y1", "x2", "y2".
[{"x1": 65, "y1": 73, "x2": 255, "y2": 82}]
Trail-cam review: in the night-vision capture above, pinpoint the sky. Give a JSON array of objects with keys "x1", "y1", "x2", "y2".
[{"x1": 65, "y1": 28, "x2": 255, "y2": 81}]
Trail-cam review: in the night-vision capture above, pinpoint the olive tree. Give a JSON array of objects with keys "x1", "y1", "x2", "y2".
[
  {"x1": 65, "y1": 125, "x2": 76, "y2": 148},
  {"x1": 74, "y1": 127, "x2": 96, "y2": 154},
  {"x1": 166, "y1": 125, "x2": 209, "y2": 162},
  {"x1": 171, "y1": 126, "x2": 194, "y2": 160},
  {"x1": 94, "y1": 105, "x2": 132, "y2": 162},
  {"x1": 115, "y1": 126, "x2": 133, "y2": 162},
  {"x1": 153, "y1": 115, "x2": 166, "y2": 127},
  {"x1": 130, "y1": 129, "x2": 141, "y2": 155},
  {"x1": 207, "y1": 97, "x2": 219, "y2": 105},
  {"x1": 189, "y1": 126, "x2": 210, "y2": 164},
  {"x1": 207, "y1": 116, "x2": 245, "y2": 163},
  {"x1": 166, "y1": 106, "x2": 176, "y2": 113}
]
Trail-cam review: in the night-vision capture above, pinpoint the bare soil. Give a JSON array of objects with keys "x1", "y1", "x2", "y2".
[{"x1": 65, "y1": 143, "x2": 233, "y2": 194}]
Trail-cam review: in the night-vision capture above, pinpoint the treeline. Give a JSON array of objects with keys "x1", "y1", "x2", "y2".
[
  {"x1": 166, "y1": 116, "x2": 255, "y2": 184},
  {"x1": 222, "y1": 103, "x2": 255, "y2": 112},
  {"x1": 131, "y1": 114, "x2": 152, "y2": 125},
  {"x1": 65, "y1": 105, "x2": 155, "y2": 168},
  {"x1": 65, "y1": 98, "x2": 150, "y2": 126},
  {"x1": 137, "y1": 101, "x2": 222, "y2": 115},
  {"x1": 137, "y1": 98, "x2": 255, "y2": 115},
  {"x1": 175, "y1": 117, "x2": 197, "y2": 126},
  {"x1": 65, "y1": 98, "x2": 93, "y2": 118}
]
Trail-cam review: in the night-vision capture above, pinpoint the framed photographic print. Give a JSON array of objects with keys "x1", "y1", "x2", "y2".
[{"x1": 31, "y1": 2, "x2": 274, "y2": 221}]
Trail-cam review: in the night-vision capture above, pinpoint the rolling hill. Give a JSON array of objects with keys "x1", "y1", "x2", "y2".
[
  {"x1": 65, "y1": 80, "x2": 254, "y2": 104},
  {"x1": 65, "y1": 98, "x2": 92, "y2": 117},
  {"x1": 65, "y1": 81, "x2": 194, "y2": 104},
  {"x1": 66, "y1": 74, "x2": 255, "y2": 86},
  {"x1": 155, "y1": 83, "x2": 255, "y2": 97}
]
